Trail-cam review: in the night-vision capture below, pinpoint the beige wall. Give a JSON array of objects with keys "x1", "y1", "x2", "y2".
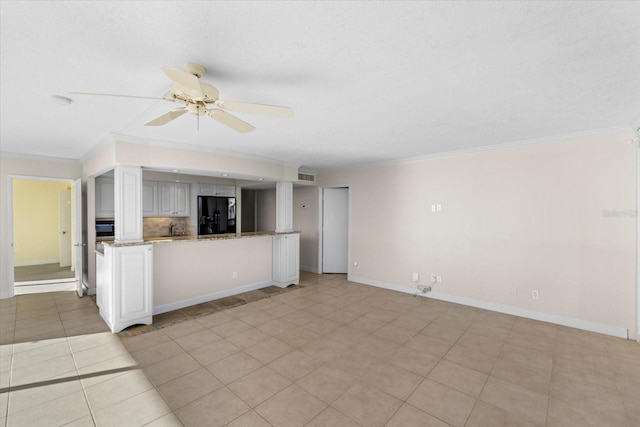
[
  {"x1": 256, "y1": 189, "x2": 276, "y2": 232},
  {"x1": 0, "y1": 155, "x2": 82, "y2": 297},
  {"x1": 153, "y1": 236, "x2": 272, "y2": 311},
  {"x1": 293, "y1": 186, "x2": 319, "y2": 272},
  {"x1": 12, "y1": 179, "x2": 70, "y2": 266},
  {"x1": 319, "y1": 130, "x2": 637, "y2": 338}
]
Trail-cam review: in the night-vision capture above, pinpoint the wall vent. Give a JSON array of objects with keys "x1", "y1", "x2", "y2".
[{"x1": 298, "y1": 173, "x2": 316, "y2": 182}]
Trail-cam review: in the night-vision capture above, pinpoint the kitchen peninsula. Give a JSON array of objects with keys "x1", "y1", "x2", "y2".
[
  {"x1": 93, "y1": 164, "x2": 300, "y2": 333},
  {"x1": 96, "y1": 231, "x2": 300, "y2": 333}
]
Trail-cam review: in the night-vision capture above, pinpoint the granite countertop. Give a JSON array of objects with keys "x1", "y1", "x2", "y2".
[{"x1": 99, "y1": 230, "x2": 300, "y2": 247}]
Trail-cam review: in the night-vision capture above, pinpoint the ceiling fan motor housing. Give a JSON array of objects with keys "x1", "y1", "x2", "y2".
[{"x1": 184, "y1": 63, "x2": 205, "y2": 78}]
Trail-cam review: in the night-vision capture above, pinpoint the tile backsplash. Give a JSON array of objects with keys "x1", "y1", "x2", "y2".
[{"x1": 143, "y1": 217, "x2": 193, "y2": 238}]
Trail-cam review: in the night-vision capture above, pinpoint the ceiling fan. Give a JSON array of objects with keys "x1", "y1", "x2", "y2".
[{"x1": 69, "y1": 63, "x2": 293, "y2": 133}]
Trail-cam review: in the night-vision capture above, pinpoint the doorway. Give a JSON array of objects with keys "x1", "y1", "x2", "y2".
[
  {"x1": 322, "y1": 187, "x2": 349, "y2": 273},
  {"x1": 11, "y1": 177, "x2": 82, "y2": 295}
]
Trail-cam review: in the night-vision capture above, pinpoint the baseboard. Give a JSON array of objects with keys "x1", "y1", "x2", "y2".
[
  {"x1": 13, "y1": 259, "x2": 60, "y2": 267},
  {"x1": 348, "y1": 275, "x2": 629, "y2": 339},
  {"x1": 300, "y1": 265, "x2": 320, "y2": 274},
  {"x1": 153, "y1": 280, "x2": 274, "y2": 315}
]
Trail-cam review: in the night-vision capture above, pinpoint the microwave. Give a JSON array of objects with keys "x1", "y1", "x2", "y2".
[{"x1": 96, "y1": 220, "x2": 115, "y2": 237}]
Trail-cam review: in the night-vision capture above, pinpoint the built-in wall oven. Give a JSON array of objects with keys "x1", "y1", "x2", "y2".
[{"x1": 96, "y1": 219, "x2": 115, "y2": 238}]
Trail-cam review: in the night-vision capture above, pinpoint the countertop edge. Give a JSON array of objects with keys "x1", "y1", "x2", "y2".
[{"x1": 99, "y1": 230, "x2": 301, "y2": 247}]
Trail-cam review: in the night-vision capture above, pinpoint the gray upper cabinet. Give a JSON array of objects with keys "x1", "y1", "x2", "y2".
[
  {"x1": 198, "y1": 183, "x2": 235, "y2": 197},
  {"x1": 142, "y1": 181, "x2": 158, "y2": 217},
  {"x1": 95, "y1": 177, "x2": 115, "y2": 218},
  {"x1": 158, "y1": 181, "x2": 190, "y2": 217}
]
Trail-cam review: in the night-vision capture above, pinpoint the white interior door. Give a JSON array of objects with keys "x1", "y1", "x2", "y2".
[
  {"x1": 322, "y1": 187, "x2": 348, "y2": 273},
  {"x1": 59, "y1": 188, "x2": 72, "y2": 268},
  {"x1": 73, "y1": 179, "x2": 83, "y2": 296}
]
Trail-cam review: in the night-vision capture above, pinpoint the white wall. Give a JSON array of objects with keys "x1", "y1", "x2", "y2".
[
  {"x1": 0, "y1": 155, "x2": 82, "y2": 298},
  {"x1": 319, "y1": 130, "x2": 637, "y2": 338}
]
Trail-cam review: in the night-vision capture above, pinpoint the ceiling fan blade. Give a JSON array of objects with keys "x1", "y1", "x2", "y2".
[
  {"x1": 68, "y1": 91, "x2": 175, "y2": 102},
  {"x1": 161, "y1": 66, "x2": 204, "y2": 100},
  {"x1": 215, "y1": 100, "x2": 294, "y2": 118},
  {"x1": 145, "y1": 108, "x2": 187, "y2": 126},
  {"x1": 208, "y1": 109, "x2": 255, "y2": 133}
]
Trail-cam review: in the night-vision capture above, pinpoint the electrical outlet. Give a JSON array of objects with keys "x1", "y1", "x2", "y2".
[
  {"x1": 353, "y1": 260, "x2": 359, "y2": 268},
  {"x1": 436, "y1": 275, "x2": 442, "y2": 283},
  {"x1": 436, "y1": 204, "x2": 442, "y2": 212},
  {"x1": 431, "y1": 204, "x2": 436, "y2": 212},
  {"x1": 430, "y1": 274, "x2": 437, "y2": 283},
  {"x1": 412, "y1": 272, "x2": 419, "y2": 283},
  {"x1": 532, "y1": 290, "x2": 539, "y2": 299}
]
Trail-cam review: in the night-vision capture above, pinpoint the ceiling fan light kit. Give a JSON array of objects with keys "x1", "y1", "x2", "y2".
[{"x1": 70, "y1": 63, "x2": 293, "y2": 133}]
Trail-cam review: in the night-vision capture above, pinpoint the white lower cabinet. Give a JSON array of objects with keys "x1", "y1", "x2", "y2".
[
  {"x1": 272, "y1": 233, "x2": 300, "y2": 288},
  {"x1": 97, "y1": 244, "x2": 153, "y2": 333}
]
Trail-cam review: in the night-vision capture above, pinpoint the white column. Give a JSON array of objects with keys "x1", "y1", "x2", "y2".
[
  {"x1": 275, "y1": 181, "x2": 293, "y2": 232},
  {"x1": 114, "y1": 165, "x2": 143, "y2": 242}
]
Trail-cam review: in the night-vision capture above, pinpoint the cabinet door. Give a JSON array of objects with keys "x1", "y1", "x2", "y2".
[
  {"x1": 157, "y1": 182, "x2": 175, "y2": 216},
  {"x1": 114, "y1": 245, "x2": 153, "y2": 327},
  {"x1": 142, "y1": 181, "x2": 158, "y2": 217},
  {"x1": 284, "y1": 234, "x2": 300, "y2": 282},
  {"x1": 95, "y1": 177, "x2": 115, "y2": 218},
  {"x1": 174, "y1": 183, "x2": 190, "y2": 216},
  {"x1": 215, "y1": 185, "x2": 236, "y2": 197}
]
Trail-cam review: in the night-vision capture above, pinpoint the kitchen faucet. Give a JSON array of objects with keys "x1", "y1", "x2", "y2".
[{"x1": 169, "y1": 222, "x2": 175, "y2": 236}]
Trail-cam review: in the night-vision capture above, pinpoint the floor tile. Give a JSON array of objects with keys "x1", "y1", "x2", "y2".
[
  {"x1": 173, "y1": 329, "x2": 221, "y2": 351},
  {"x1": 144, "y1": 353, "x2": 202, "y2": 386},
  {"x1": 305, "y1": 406, "x2": 360, "y2": 427},
  {"x1": 255, "y1": 384, "x2": 326, "y2": 427},
  {"x1": 244, "y1": 336, "x2": 293, "y2": 364},
  {"x1": 428, "y1": 359, "x2": 488, "y2": 397},
  {"x1": 175, "y1": 387, "x2": 250, "y2": 426},
  {"x1": 85, "y1": 368, "x2": 153, "y2": 413},
  {"x1": 466, "y1": 400, "x2": 537, "y2": 427},
  {"x1": 407, "y1": 378, "x2": 476, "y2": 427},
  {"x1": 206, "y1": 351, "x2": 263, "y2": 384},
  {"x1": 332, "y1": 382, "x2": 402, "y2": 427},
  {"x1": 189, "y1": 339, "x2": 239, "y2": 365},
  {"x1": 296, "y1": 365, "x2": 357, "y2": 404},
  {"x1": 7, "y1": 390, "x2": 91, "y2": 427},
  {"x1": 385, "y1": 403, "x2": 449, "y2": 427},
  {"x1": 228, "y1": 366, "x2": 291, "y2": 407},
  {"x1": 268, "y1": 349, "x2": 322, "y2": 381},
  {"x1": 480, "y1": 376, "x2": 549, "y2": 426},
  {"x1": 226, "y1": 327, "x2": 271, "y2": 350},
  {"x1": 225, "y1": 410, "x2": 272, "y2": 427},
  {"x1": 157, "y1": 367, "x2": 223, "y2": 410},
  {"x1": 364, "y1": 361, "x2": 423, "y2": 400},
  {"x1": 93, "y1": 388, "x2": 171, "y2": 427}
]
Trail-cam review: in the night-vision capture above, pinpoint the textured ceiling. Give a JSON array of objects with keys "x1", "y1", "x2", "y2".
[{"x1": 1, "y1": 1, "x2": 639, "y2": 172}]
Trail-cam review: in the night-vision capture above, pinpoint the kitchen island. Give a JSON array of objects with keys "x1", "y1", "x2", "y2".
[{"x1": 96, "y1": 231, "x2": 300, "y2": 332}]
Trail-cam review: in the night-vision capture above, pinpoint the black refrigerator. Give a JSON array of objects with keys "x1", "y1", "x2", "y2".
[{"x1": 198, "y1": 196, "x2": 236, "y2": 235}]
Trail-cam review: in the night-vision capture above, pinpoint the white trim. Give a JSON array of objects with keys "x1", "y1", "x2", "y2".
[
  {"x1": 153, "y1": 280, "x2": 273, "y2": 315},
  {"x1": 636, "y1": 132, "x2": 640, "y2": 342},
  {"x1": 14, "y1": 278, "x2": 75, "y2": 286},
  {"x1": 325, "y1": 126, "x2": 633, "y2": 172},
  {"x1": 0, "y1": 151, "x2": 80, "y2": 164},
  {"x1": 13, "y1": 259, "x2": 60, "y2": 267},
  {"x1": 349, "y1": 275, "x2": 629, "y2": 339}
]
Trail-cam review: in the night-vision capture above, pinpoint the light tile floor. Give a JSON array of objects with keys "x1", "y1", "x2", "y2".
[{"x1": 1, "y1": 272, "x2": 639, "y2": 426}]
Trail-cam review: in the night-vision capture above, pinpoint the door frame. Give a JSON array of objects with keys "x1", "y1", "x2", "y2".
[
  {"x1": 317, "y1": 185, "x2": 350, "y2": 276},
  {"x1": 7, "y1": 175, "x2": 83, "y2": 298}
]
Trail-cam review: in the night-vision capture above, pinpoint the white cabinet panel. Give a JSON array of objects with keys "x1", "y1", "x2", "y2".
[
  {"x1": 98, "y1": 245, "x2": 153, "y2": 333},
  {"x1": 175, "y1": 183, "x2": 190, "y2": 216},
  {"x1": 273, "y1": 233, "x2": 299, "y2": 288},
  {"x1": 95, "y1": 177, "x2": 115, "y2": 218}
]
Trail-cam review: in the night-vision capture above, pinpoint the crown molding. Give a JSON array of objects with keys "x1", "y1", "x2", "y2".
[
  {"x1": 322, "y1": 126, "x2": 634, "y2": 173},
  {"x1": 0, "y1": 150, "x2": 80, "y2": 164}
]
